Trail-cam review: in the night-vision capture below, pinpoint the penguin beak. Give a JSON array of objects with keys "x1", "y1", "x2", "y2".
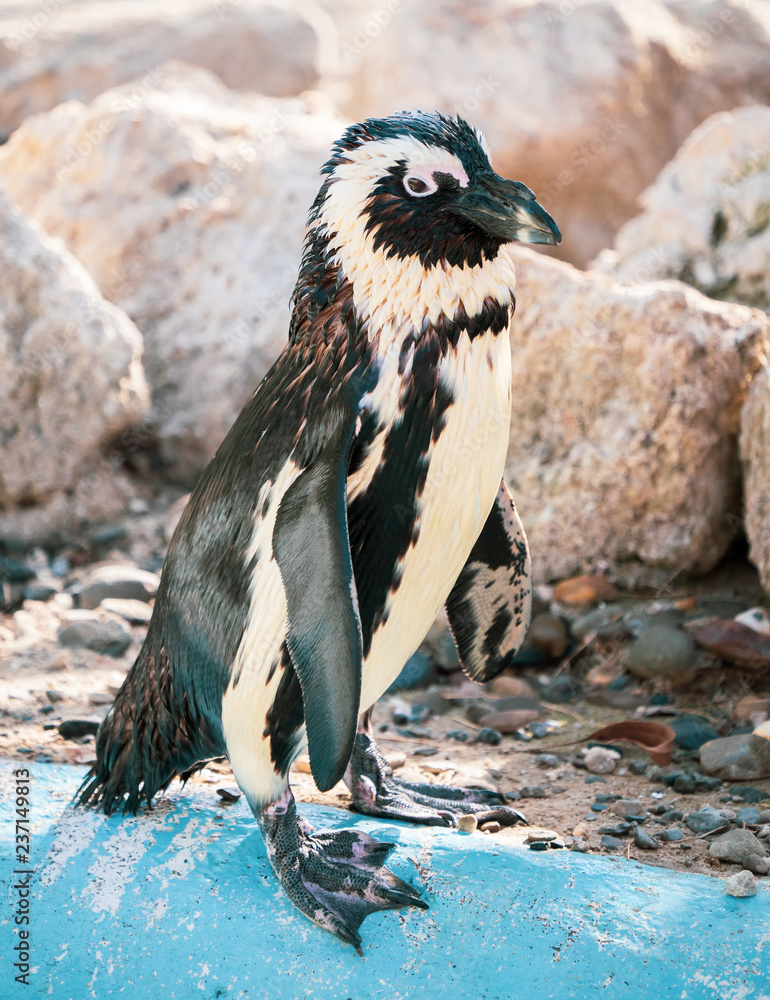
[{"x1": 451, "y1": 173, "x2": 561, "y2": 246}]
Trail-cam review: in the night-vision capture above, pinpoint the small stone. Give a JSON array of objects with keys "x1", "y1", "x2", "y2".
[
  {"x1": 585, "y1": 775, "x2": 607, "y2": 784},
  {"x1": 725, "y1": 871, "x2": 757, "y2": 897},
  {"x1": 594, "y1": 793, "x2": 621, "y2": 803},
  {"x1": 627, "y1": 624, "x2": 696, "y2": 680},
  {"x1": 58, "y1": 719, "x2": 100, "y2": 739},
  {"x1": 584, "y1": 746, "x2": 620, "y2": 774},
  {"x1": 583, "y1": 814, "x2": 598, "y2": 822},
  {"x1": 478, "y1": 709, "x2": 540, "y2": 733},
  {"x1": 528, "y1": 721, "x2": 549, "y2": 738},
  {"x1": 572, "y1": 822, "x2": 591, "y2": 838},
  {"x1": 628, "y1": 760, "x2": 648, "y2": 775},
  {"x1": 529, "y1": 841, "x2": 549, "y2": 851},
  {"x1": 709, "y1": 828, "x2": 765, "y2": 863},
  {"x1": 58, "y1": 618, "x2": 132, "y2": 657},
  {"x1": 598, "y1": 822, "x2": 633, "y2": 837},
  {"x1": 686, "y1": 810, "x2": 729, "y2": 834},
  {"x1": 758, "y1": 810, "x2": 770, "y2": 824},
  {"x1": 100, "y1": 598, "x2": 153, "y2": 624},
  {"x1": 611, "y1": 799, "x2": 645, "y2": 818},
  {"x1": 447, "y1": 730, "x2": 468, "y2": 742},
  {"x1": 590, "y1": 802, "x2": 609, "y2": 812},
  {"x1": 695, "y1": 620, "x2": 770, "y2": 671},
  {"x1": 570, "y1": 604, "x2": 626, "y2": 642},
  {"x1": 737, "y1": 807, "x2": 761, "y2": 824},
  {"x1": 525, "y1": 828, "x2": 559, "y2": 842},
  {"x1": 412, "y1": 746, "x2": 438, "y2": 757},
  {"x1": 733, "y1": 696, "x2": 770, "y2": 726},
  {"x1": 528, "y1": 614, "x2": 569, "y2": 659},
  {"x1": 658, "y1": 828, "x2": 684, "y2": 842},
  {"x1": 731, "y1": 785, "x2": 770, "y2": 804},
  {"x1": 601, "y1": 835, "x2": 624, "y2": 850},
  {"x1": 646, "y1": 765, "x2": 666, "y2": 783},
  {"x1": 77, "y1": 565, "x2": 160, "y2": 610},
  {"x1": 742, "y1": 854, "x2": 770, "y2": 875},
  {"x1": 660, "y1": 810, "x2": 684, "y2": 823},
  {"x1": 386, "y1": 752, "x2": 406, "y2": 771},
  {"x1": 537, "y1": 754, "x2": 559, "y2": 768},
  {"x1": 520, "y1": 786, "x2": 548, "y2": 799},
  {"x1": 693, "y1": 774, "x2": 723, "y2": 792},
  {"x1": 488, "y1": 675, "x2": 537, "y2": 698},
  {"x1": 46, "y1": 690, "x2": 64, "y2": 703},
  {"x1": 457, "y1": 814, "x2": 478, "y2": 833},
  {"x1": 481, "y1": 821, "x2": 501, "y2": 834},
  {"x1": 540, "y1": 675, "x2": 584, "y2": 703},
  {"x1": 391, "y1": 701, "x2": 430, "y2": 726},
  {"x1": 88, "y1": 692, "x2": 114, "y2": 705},
  {"x1": 700, "y1": 733, "x2": 770, "y2": 780},
  {"x1": 569, "y1": 838, "x2": 590, "y2": 853},
  {"x1": 633, "y1": 827, "x2": 659, "y2": 850},
  {"x1": 23, "y1": 580, "x2": 59, "y2": 602},
  {"x1": 475, "y1": 727, "x2": 502, "y2": 747},
  {"x1": 388, "y1": 651, "x2": 433, "y2": 692},
  {"x1": 553, "y1": 574, "x2": 618, "y2": 606},
  {"x1": 673, "y1": 774, "x2": 697, "y2": 794},
  {"x1": 671, "y1": 715, "x2": 720, "y2": 751},
  {"x1": 216, "y1": 787, "x2": 240, "y2": 803}
]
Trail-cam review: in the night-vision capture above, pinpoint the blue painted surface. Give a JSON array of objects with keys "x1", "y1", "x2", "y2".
[{"x1": 1, "y1": 760, "x2": 768, "y2": 1000}]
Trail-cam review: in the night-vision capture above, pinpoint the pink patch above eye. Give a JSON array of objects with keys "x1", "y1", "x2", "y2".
[{"x1": 410, "y1": 163, "x2": 469, "y2": 189}]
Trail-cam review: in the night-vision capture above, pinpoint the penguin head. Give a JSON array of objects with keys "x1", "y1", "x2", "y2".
[{"x1": 312, "y1": 110, "x2": 560, "y2": 270}]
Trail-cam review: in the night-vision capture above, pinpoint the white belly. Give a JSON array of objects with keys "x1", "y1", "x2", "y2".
[{"x1": 359, "y1": 327, "x2": 512, "y2": 710}]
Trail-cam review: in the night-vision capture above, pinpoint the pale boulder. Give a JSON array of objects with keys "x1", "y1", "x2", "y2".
[
  {"x1": 593, "y1": 106, "x2": 770, "y2": 310},
  {"x1": 741, "y1": 363, "x2": 770, "y2": 596},
  {"x1": 0, "y1": 188, "x2": 148, "y2": 544},
  {"x1": 0, "y1": 0, "x2": 337, "y2": 138},
  {"x1": 0, "y1": 64, "x2": 347, "y2": 480},
  {"x1": 505, "y1": 247, "x2": 768, "y2": 586},
  {"x1": 335, "y1": 0, "x2": 770, "y2": 266}
]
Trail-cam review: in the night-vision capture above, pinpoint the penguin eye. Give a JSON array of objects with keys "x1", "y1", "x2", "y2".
[{"x1": 403, "y1": 172, "x2": 438, "y2": 198}]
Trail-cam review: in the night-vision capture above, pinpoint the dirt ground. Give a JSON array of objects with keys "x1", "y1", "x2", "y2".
[{"x1": 2, "y1": 537, "x2": 769, "y2": 882}]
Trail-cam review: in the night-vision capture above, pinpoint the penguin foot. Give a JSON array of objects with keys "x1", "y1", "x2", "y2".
[
  {"x1": 257, "y1": 789, "x2": 427, "y2": 954},
  {"x1": 345, "y1": 732, "x2": 528, "y2": 828}
]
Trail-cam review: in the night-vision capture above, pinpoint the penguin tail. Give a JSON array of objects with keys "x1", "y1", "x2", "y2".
[{"x1": 77, "y1": 638, "x2": 221, "y2": 815}]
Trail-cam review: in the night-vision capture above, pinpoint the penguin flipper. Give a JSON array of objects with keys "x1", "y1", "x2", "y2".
[
  {"x1": 445, "y1": 478, "x2": 532, "y2": 683},
  {"x1": 273, "y1": 412, "x2": 363, "y2": 793}
]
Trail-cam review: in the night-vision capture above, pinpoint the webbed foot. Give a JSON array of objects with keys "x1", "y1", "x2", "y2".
[
  {"x1": 345, "y1": 732, "x2": 528, "y2": 828},
  {"x1": 257, "y1": 790, "x2": 427, "y2": 954}
]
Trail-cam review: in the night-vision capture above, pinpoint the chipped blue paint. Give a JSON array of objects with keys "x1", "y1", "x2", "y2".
[{"x1": 1, "y1": 761, "x2": 768, "y2": 999}]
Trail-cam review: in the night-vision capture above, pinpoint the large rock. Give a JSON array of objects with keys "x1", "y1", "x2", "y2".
[
  {"x1": 0, "y1": 188, "x2": 148, "y2": 545},
  {"x1": 505, "y1": 247, "x2": 768, "y2": 586},
  {"x1": 0, "y1": 64, "x2": 347, "y2": 480},
  {"x1": 741, "y1": 362, "x2": 770, "y2": 596},
  {"x1": 334, "y1": 0, "x2": 770, "y2": 266},
  {"x1": 593, "y1": 106, "x2": 770, "y2": 310},
  {"x1": 0, "y1": 0, "x2": 337, "y2": 138}
]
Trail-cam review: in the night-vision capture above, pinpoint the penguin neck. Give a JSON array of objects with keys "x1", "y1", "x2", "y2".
[{"x1": 291, "y1": 223, "x2": 515, "y2": 360}]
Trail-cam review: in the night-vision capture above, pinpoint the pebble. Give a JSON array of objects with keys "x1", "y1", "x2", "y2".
[
  {"x1": 553, "y1": 574, "x2": 618, "y2": 606},
  {"x1": 528, "y1": 722, "x2": 549, "y2": 738},
  {"x1": 216, "y1": 787, "x2": 240, "y2": 803},
  {"x1": 520, "y1": 786, "x2": 548, "y2": 799},
  {"x1": 685, "y1": 810, "x2": 729, "y2": 835},
  {"x1": 529, "y1": 841, "x2": 549, "y2": 851},
  {"x1": 457, "y1": 814, "x2": 478, "y2": 833},
  {"x1": 447, "y1": 730, "x2": 468, "y2": 742},
  {"x1": 731, "y1": 785, "x2": 770, "y2": 804},
  {"x1": 528, "y1": 614, "x2": 569, "y2": 659},
  {"x1": 601, "y1": 835, "x2": 624, "y2": 851},
  {"x1": 100, "y1": 597, "x2": 153, "y2": 624},
  {"x1": 633, "y1": 827, "x2": 659, "y2": 850},
  {"x1": 658, "y1": 828, "x2": 684, "y2": 842},
  {"x1": 391, "y1": 701, "x2": 430, "y2": 725},
  {"x1": 537, "y1": 754, "x2": 559, "y2": 768},
  {"x1": 584, "y1": 746, "x2": 620, "y2": 774},
  {"x1": 88, "y1": 692, "x2": 114, "y2": 705},
  {"x1": 570, "y1": 604, "x2": 626, "y2": 642},
  {"x1": 540, "y1": 675, "x2": 584, "y2": 703},
  {"x1": 488, "y1": 675, "x2": 536, "y2": 698},
  {"x1": 572, "y1": 822, "x2": 591, "y2": 838},
  {"x1": 695, "y1": 619, "x2": 770, "y2": 672},
  {"x1": 699, "y1": 733, "x2": 770, "y2": 780},
  {"x1": 598, "y1": 822, "x2": 633, "y2": 837},
  {"x1": 388, "y1": 651, "x2": 433, "y2": 692},
  {"x1": 23, "y1": 580, "x2": 59, "y2": 602},
  {"x1": 659, "y1": 809, "x2": 684, "y2": 823},
  {"x1": 480, "y1": 821, "x2": 501, "y2": 834},
  {"x1": 758, "y1": 810, "x2": 770, "y2": 824},
  {"x1": 46, "y1": 689, "x2": 64, "y2": 703},
  {"x1": 626, "y1": 624, "x2": 696, "y2": 680},
  {"x1": 594, "y1": 792, "x2": 621, "y2": 803},
  {"x1": 742, "y1": 854, "x2": 770, "y2": 875},
  {"x1": 58, "y1": 618, "x2": 132, "y2": 657},
  {"x1": 725, "y1": 871, "x2": 757, "y2": 897},
  {"x1": 478, "y1": 709, "x2": 540, "y2": 733},
  {"x1": 412, "y1": 746, "x2": 438, "y2": 757},
  {"x1": 77, "y1": 565, "x2": 160, "y2": 610},
  {"x1": 585, "y1": 775, "x2": 607, "y2": 784},
  {"x1": 671, "y1": 715, "x2": 720, "y2": 751},
  {"x1": 628, "y1": 760, "x2": 648, "y2": 775},
  {"x1": 708, "y1": 828, "x2": 765, "y2": 863},
  {"x1": 525, "y1": 828, "x2": 559, "y2": 842},
  {"x1": 610, "y1": 799, "x2": 645, "y2": 818},
  {"x1": 590, "y1": 802, "x2": 609, "y2": 812},
  {"x1": 734, "y1": 607, "x2": 770, "y2": 635},
  {"x1": 58, "y1": 719, "x2": 100, "y2": 739},
  {"x1": 475, "y1": 727, "x2": 502, "y2": 747},
  {"x1": 569, "y1": 838, "x2": 590, "y2": 853},
  {"x1": 737, "y1": 807, "x2": 761, "y2": 824},
  {"x1": 733, "y1": 696, "x2": 769, "y2": 728}
]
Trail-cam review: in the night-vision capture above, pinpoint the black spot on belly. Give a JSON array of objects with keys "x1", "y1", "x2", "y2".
[{"x1": 483, "y1": 605, "x2": 513, "y2": 661}]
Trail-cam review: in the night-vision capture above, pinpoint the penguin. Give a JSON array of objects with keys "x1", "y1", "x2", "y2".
[{"x1": 78, "y1": 111, "x2": 560, "y2": 953}]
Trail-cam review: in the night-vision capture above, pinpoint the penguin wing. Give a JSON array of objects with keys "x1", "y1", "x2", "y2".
[
  {"x1": 445, "y1": 479, "x2": 532, "y2": 683},
  {"x1": 273, "y1": 409, "x2": 363, "y2": 792}
]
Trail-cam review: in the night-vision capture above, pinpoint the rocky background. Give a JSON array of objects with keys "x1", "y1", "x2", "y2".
[{"x1": 2, "y1": 0, "x2": 770, "y2": 882}]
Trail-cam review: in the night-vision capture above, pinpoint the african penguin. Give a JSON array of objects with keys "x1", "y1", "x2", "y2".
[{"x1": 79, "y1": 111, "x2": 560, "y2": 953}]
